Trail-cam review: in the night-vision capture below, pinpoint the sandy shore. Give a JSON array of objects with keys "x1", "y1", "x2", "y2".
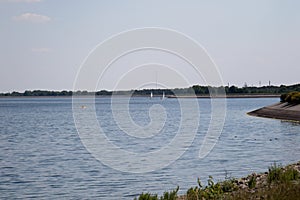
[{"x1": 248, "y1": 102, "x2": 300, "y2": 122}]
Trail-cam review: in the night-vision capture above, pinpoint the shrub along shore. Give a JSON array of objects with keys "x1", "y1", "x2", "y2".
[{"x1": 134, "y1": 161, "x2": 300, "y2": 200}]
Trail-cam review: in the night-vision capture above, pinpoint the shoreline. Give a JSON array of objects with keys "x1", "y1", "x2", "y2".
[
  {"x1": 248, "y1": 102, "x2": 300, "y2": 122},
  {"x1": 135, "y1": 161, "x2": 300, "y2": 200},
  {"x1": 167, "y1": 94, "x2": 280, "y2": 98},
  {"x1": 179, "y1": 161, "x2": 300, "y2": 200},
  {"x1": 0, "y1": 94, "x2": 280, "y2": 99}
]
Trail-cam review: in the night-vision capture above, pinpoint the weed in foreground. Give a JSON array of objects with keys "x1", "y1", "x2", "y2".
[
  {"x1": 247, "y1": 174, "x2": 256, "y2": 189},
  {"x1": 267, "y1": 162, "x2": 300, "y2": 184},
  {"x1": 134, "y1": 186, "x2": 179, "y2": 200},
  {"x1": 267, "y1": 162, "x2": 283, "y2": 184},
  {"x1": 186, "y1": 176, "x2": 237, "y2": 200}
]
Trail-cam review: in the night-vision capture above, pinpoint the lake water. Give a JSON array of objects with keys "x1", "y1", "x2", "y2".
[{"x1": 0, "y1": 97, "x2": 299, "y2": 199}]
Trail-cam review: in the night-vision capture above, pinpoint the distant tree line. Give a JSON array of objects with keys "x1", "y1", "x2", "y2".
[{"x1": 1, "y1": 84, "x2": 299, "y2": 97}]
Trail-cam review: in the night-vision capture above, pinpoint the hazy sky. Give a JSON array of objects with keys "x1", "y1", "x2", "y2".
[{"x1": 1, "y1": 0, "x2": 300, "y2": 92}]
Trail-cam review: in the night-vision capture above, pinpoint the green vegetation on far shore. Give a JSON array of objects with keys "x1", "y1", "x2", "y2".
[
  {"x1": 280, "y1": 91, "x2": 300, "y2": 104},
  {"x1": 1, "y1": 83, "x2": 300, "y2": 97},
  {"x1": 134, "y1": 161, "x2": 300, "y2": 200}
]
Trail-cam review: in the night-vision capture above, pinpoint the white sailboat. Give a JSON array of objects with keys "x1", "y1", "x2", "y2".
[
  {"x1": 150, "y1": 91, "x2": 153, "y2": 99},
  {"x1": 161, "y1": 91, "x2": 165, "y2": 100}
]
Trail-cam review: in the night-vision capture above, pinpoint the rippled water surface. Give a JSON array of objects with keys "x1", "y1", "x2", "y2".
[{"x1": 0, "y1": 97, "x2": 299, "y2": 199}]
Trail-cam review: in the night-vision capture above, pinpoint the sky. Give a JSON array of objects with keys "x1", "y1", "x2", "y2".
[{"x1": 1, "y1": 0, "x2": 300, "y2": 92}]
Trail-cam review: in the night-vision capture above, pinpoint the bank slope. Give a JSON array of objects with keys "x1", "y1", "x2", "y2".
[{"x1": 248, "y1": 102, "x2": 300, "y2": 122}]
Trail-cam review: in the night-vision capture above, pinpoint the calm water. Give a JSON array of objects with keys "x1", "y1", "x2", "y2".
[{"x1": 0, "y1": 97, "x2": 299, "y2": 199}]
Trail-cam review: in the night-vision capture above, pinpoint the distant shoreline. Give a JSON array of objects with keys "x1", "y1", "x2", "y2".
[
  {"x1": 1, "y1": 83, "x2": 299, "y2": 98},
  {"x1": 167, "y1": 94, "x2": 280, "y2": 98},
  {"x1": 0, "y1": 94, "x2": 280, "y2": 99}
]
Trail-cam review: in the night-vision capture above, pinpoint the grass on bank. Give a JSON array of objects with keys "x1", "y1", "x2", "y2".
[
  {"x1": 185, "y1": 176, "x2": 237, "y2": 200},
  {"x1": 134, "y1": 186, "x2": 179, "y2": 200},
  {"x1": 267, "y1": 163, "x2": 299, "y2": 184},
  {"x1": 229, "y1": 163, "x2": 300, "y2": 200},
  {"x1": 134, "y1": 162, "x2": 300, "y2": 200}
]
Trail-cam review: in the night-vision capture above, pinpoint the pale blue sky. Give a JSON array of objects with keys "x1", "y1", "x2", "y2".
[{"x1": 1, "y1": 0, "x2": 299, "y2": 92}]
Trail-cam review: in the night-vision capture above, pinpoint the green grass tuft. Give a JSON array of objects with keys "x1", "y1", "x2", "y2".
[
  {"x1": 247, "y1": 174, "x2": 256, "y2": 189},
  {"x1": 134, "y1": 186, "x2": 179, "y2": 200},
  {"x1": 267, "y1": 163, "x2": 300, "y2": 184}
]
